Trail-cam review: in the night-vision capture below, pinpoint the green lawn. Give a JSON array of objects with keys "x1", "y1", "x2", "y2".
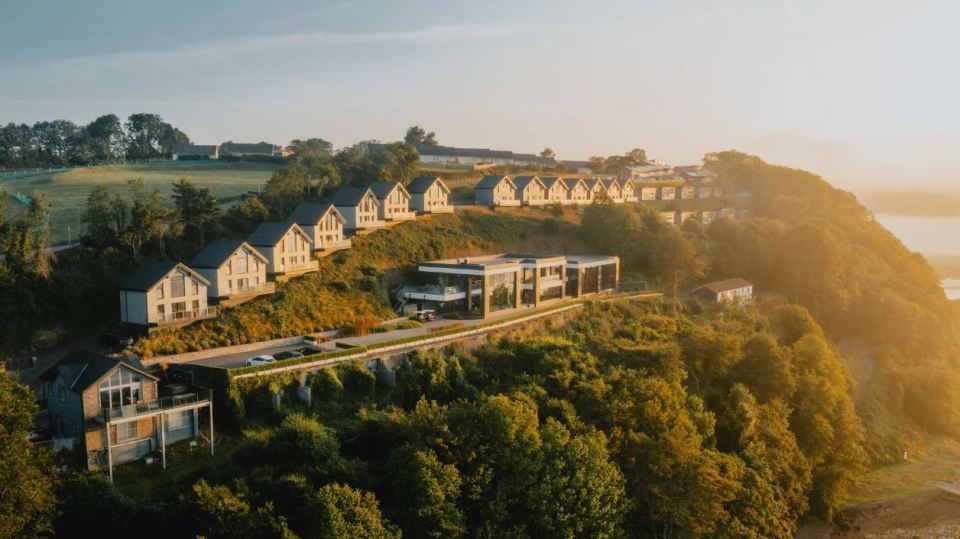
[
  {"x1": 2, "y1": 162, "x2": 281, "y2": 244},
  {"x1": 841, "y1": 437, "x2": 960, "y2": 506}
]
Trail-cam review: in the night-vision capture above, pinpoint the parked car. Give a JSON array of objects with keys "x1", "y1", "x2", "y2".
[
  {"x1": 411, "y1": 309, "x2": 436, "y2": 322},
  {"x1": 299, "y1": 346, "x2": 324, "y2": 356},
  {"x1": 273, "y1": 350, "x2": 304, "y2": 361},
  {"x1": 302, "y1": 335, "x2": 320, "y2": 346},
  {"x1": 245, "y1": 355, "x2": 275, "y2": 366}
]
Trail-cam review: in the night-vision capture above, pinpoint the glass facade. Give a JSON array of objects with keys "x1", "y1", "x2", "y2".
[{"x1": 488, "y1": 272, "x2": 517, "y2": 312}]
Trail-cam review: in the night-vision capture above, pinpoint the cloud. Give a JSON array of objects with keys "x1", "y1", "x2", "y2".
[{"x1": 4, "y1": 21, "x2": 563, "y2": 72}]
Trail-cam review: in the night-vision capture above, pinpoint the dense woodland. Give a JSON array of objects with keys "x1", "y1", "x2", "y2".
[{"x1": 0, "y1": 151, "x2": 958, "y2": 537}]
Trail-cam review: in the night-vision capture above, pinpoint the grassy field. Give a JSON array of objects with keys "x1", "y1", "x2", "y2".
[
  {"x1": 2, "y1": 161, "x2": 281, "y2": 244},
  {"x1": 840, "y1": 437, "x2": 960, "y2": 506}
]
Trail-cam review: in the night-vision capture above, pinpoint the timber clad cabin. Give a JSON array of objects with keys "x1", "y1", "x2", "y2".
[
  {"x1": 188, "y1": 240, "x2": 274, "y2": 303},
  {"x1": 399, "y1": 253, "x2": 619, "y2": 318},
  {"x1": 658, "y1": 186, "x2": 677, "y2": 200},
  {"x1": 562, "y1": 178, "x2": 590, "y2": 204},
  {"x1": 331, "y1": 186, "x2": 384, "y2": 231},
  {"x1": 640, "y1": 186, "x2": 658, "y2": 201},
  {"x1": 585, "y1": 178, "x2": 608, "y2": 202},
  {"x1": 40, "y1": 350, "x2": 213, "y2": 478},
  {"x1": 621, "y1": 178, "x2": 638, "y2": 202},
  {"x1": 286, "y1": 202, "x2": 351, "y2": 252},
  {"x1": 247, "y1": 222, "x2": 318, "y2": 279},
  {"x1": 540, "y1": 176, "x2": 569, "y2": 204},
  {"x1": 475, "y1": 175, "x2": 520, "y2": 207},
  {"x1": 370, "y1": 181, "x2": 416, "y2": 221},
  {"x1": 407, "y1": 176, "x2": 453, "y2": 214},
  {"x1": 512, "y1": 176, "x2": 548, "y2": 206},
  {"x1": 601, "y1": 179, "x2": 624, "y2": 203},
  {"x1": 692, "y1": 278, "x2": 753, "y2": 303},
  {"x1": 119, "y1": 261, "x2": 215, "y2": 330}
]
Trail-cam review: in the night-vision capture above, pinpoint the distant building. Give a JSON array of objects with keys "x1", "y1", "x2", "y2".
[
  {"x1": 562, "y1": 178, "x2": 590, "y2": 204},
  {"x1": 696, "y1": 186, "x2": 713, "y2": 198},
  {"x1": 119, "y1": 261, "x2": 215, "y2": 330},
  {"x1": 679, "y1": 185, "x2": 696, "y2": 200},
  {"x1": 584, "y1": 178, "x2": 608, "y2": 202},
  {"x1": 602, "y1": 179, "x2": 625, "y2": 203},
  {"x1": 540, "y1": 176, "x2": 569, "y2": 205},
  {"x1": 692, "y1": 278, "x2": 753, "y2": 304},
  {"x1": 399, "y1": 253, "x2": 619, "y2": 318},
  {"x1": 640, "y1": 186, "x2": 658, "y2": 201},
  {"x1": 512, "y1": 176, "x2": 548, "y2": 206},
  {"x1": 721, "y1": 207, "x2": 737, "y2": 218},
  {"x1": 621, "y1": 178, "x2": 638, "y2": 202},
  {"x1": 679, "y1": 211, "x2": 698, "y2": 223},
  {"x1": 560, "y1": 160, "x2": 593, "y2": 174},
  {"x1": 171, "y1": 144, "x2": 219, "y2": 161},
  {"x1": 620, "y1": 163, "x2": 677, "y2": 182},
  {"x1": 660, "y1": 211, "x2": 678, "y2": 225},
  {"x1": 219, "y1": 141, "x2": 282, "y2": 157},
  {"x1": 189, "y1": 240, "x2": 274, "y2": 304},
  {"x1": 416, "y1": 144, "x2": 556, "y2": 167},
  {"x1": 286, "y1": 202, "x2": 352, "y2": 252},
  {"x1": 247, "y1": 222, "x2": 318, "y2": 279},
  {"x1": 370, "y1": 181, "x2": 415, "y2": 221},
  {"x1": 475, "y1": 175, "x2": 520, "y2": 207},
  {"x1": 658, "y1": 186, "x2": 677, "y2": 201},
  {"x1": 40, "y1": 350, "x2": 213, "y2": 477},
  {"x1": 331, "y1": 186, "x2": 385, "y2": 231},
  {"x1": 407, "y1": 176, "x2": 453, "y2": 214}
]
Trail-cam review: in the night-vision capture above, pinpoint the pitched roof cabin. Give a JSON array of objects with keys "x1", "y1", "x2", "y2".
[
  {"x1": 406, "y1": 176, "x2": 453, "y2": 214},
  {"x1": 692, "y1": 278, "x2": 753, "y2": 303},
  {"x1": 189, "y1": 240, "x2": 274, "y2": 303},
  {"x1": 562, "y1": 178, "x2": 590, "y2": 204},
  {"x1": 620, "y1": 178, "x2": 638, "y2": 201},
  {"x1": 601, "y1": 179, "x2": 624, "y2": 203},
  {"x1": 584, "y1": 178, "x2": 608, "y2": 201},
  {"x1": 119, "y1": 261, "x2": 215, "y2": 330},
  {"x1": 40, "y1": 350, "x2": 213, "y2": 476},
  {"x1": 247, "y1": 222, "x2": 318, "y2": 279},
  {"x1": 540, "y1": 177, "x2": 569, "y2": 204},
  {"x1": 474, "y1": 176, "x2": 519, "y2": 207},
  {"x1": 171, "y1": 144, "x2": 219, "y2": 161},
  {"x1": 370, "y1": 181, "x2": 415, "y2": 221},
  {"x1": 331, "y1": 186, "x2": 384, "y2": 231},
  {"x1": 512, "y1": 176, "x2": 548, "y2": 206},
  {"x1": 287, "y1": 202, "x2": 351, "y2": 252}
]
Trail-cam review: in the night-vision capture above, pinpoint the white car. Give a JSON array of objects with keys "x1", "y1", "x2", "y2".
[{"x1": 245, "y1": 355, "x2": 275, "y2": 367}]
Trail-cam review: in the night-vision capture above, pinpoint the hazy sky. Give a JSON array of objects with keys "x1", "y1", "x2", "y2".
[{"x1": 2, "y1": 0, "x2": 958, "y2": 190}]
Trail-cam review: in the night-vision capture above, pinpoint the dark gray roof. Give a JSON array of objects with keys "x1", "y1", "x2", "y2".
[
  {"x1": 539, "y1": 176, "x2": 563, "y2": 189},
  {"x1": 39, "y1": 350, "x2": 156, "y2": 392},
  {"x1": 248, "y1": 222, "x2": 303, "y2": 247},
  {"x1": 370, "y1": 181, "x2": 406, "y2": 200},
  {"x1": 585, "y1": 178, "x2": 604, "y2": 190},
  {"x1": 475, "y1": 175, "x2": 511, "y2": 190},
  {"x1": 120, "y1": 260, "x2": 181, "y2": 291},
  {"x1": 189, "y1": 240, "x2": 265, "y2": 269},
  {"x1": 220, "y1": 142, "x2": 280, "y2": 155},
  {"x1": 172, "y1": 144, "x2": 217, "y2": 155},
  {"x1": 562, "y1": 178, "x2": 585, "y2": 189},
  {"x1": 602, "y1": 179, "x2": 620, "y2": 189},
  {"x1": 286, "y1": 202, "x2": 342, "y2": 226},
  {"x1": 406, "y1": 176, "x2": 448, "y2": 194},
  {"x1": 512, "y1": 176, "x2": 541, "y2": 190},
  {"x1": 330, "y1": 186, "x2": 376, "y2": 207}
]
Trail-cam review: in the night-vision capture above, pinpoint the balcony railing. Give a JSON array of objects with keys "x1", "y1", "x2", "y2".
[
  {"x1": 101, "y1": 389, "x2": 212, "y2": 423},
  {"x1": 225, "y1": 282, "x2": 276, "y2": 297},
  {"x1": 155, "y1": 306, "x2": 216, "y2": 325},
  {"x1": 278, "y1": 260, "x2": 320, "y2": 273}
]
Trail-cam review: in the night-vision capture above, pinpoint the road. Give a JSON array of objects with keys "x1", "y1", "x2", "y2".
[{"x1": 193, "y1": 302, "x2": 592, "y2": 369}]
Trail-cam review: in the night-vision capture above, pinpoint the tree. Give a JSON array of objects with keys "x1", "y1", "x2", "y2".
[
  {"x1": 310, "y1": 483, "x2": 400, "y2": 539},
  {"x1": 83, "y1": 185, "x2": 118, "y2": 247},
  {"x1": 389, "y1": 444, "x2": 465, "y2": 538},
  {"x1": 653, "y1": 226, "x2": 706, "y2": 311},
  {"x1": 1, "y1": 192, "x2": 51, "y2": 278},
  {"x1": 540, "y1": 147, "x2": 555, "y2": 159},
  {"x1": 172, "y1": 177, "x2": 222, "y2": 244},
  {"x1": 226, "y1": 197, "x2": 269, "y2": 234},
  {"x1": 84, "y1": 114, "x2": 124, "y2": 162},
  {"x1": 0, "y1": 371, "x2": 55, "y2": 538},
  {"x1": 404, "y1": 125, "x2": 438, "y2": 146},
  {"x1": 120, "y1": 179, "x2": 176, "y2": 258},
  {"x1": 287, "y1": 138, "x2": 334, "y2": 157},
  {"x1": 189, "y1": 480, "x2": 296, "y2": 538},
  {"x1": 734, "y1": 334, "x2": 797, "y2": 403}
]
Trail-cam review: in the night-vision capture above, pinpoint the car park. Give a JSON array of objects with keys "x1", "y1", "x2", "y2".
[
  {"x1": 411, "y1": 309, "x2": 436, "y2": 322},
  {"x1": 245, "y1": 355, "x2": 275, "y2": 366},
  {"x1": 273, "y1": 350, "x2": 304, "y2": 361},
  {"x1": 299, "y1": 346, "x2": 324, "y2": 356}
]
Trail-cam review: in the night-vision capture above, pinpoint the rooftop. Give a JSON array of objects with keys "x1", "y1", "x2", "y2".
[
  {"x1": 695, "y1": 278, "x2": 753, "y2": 294},
  {"x1": 189, "y1": 239, "x2": 266, "y2": 269}
]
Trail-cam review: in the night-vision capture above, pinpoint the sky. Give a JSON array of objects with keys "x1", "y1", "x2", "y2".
[{"x1": 2, "y1": 0, "x2": 958, "y2": 191}]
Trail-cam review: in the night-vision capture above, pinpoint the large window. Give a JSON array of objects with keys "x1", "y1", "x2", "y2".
[
  {"x1": 155, "y1": 284, "x2": 164, "y2": 299},
  {"x1": 98, "y1": 368, "x2": 143, "y2": 412},
  {"x1": 115, "y1": 421, "x2": 137, "y2": 443},
  {"x1": 170, "y1": 273, "x2": 185, "y2": 298},
  {"x1": 488, "y1": 272, "x2": 517, "y2": 312},
  {"x1": 236, "y1": 251, "x2": 248, "y2": 273}
]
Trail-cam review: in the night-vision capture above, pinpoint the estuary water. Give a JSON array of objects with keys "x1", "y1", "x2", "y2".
[{"x1": 873, "y1": 214, "x2": 960, "y2": 300}]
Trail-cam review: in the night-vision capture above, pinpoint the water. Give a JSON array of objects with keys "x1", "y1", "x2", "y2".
[{"x1": 873, "y1": 214, "x2": 960, "y2": 300}]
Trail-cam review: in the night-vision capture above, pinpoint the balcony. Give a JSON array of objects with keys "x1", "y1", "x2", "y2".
[
  {"x1": 223, "y1": 282, "x2": 276, "y2": 298},
  {"x1": 401, "y1": 284, "x2": 466, "y2": 302},
  {"x1": 318, "y1": 238, "x2": 351, "y2": 251},
  {"x1": 155, "y1": 306, "x2": 216, "y2": 325},
  {"x1": 275, "y1": 259, "x2": 320, "y2": 275},
  {"x1": 386, "y1": 210, "x2": 416, "y2": 221},
  {"x1": 100, "y1": 389, "x2": 212, "y2": 424}
]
